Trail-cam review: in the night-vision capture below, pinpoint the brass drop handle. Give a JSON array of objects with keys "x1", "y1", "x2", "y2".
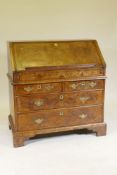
[
  {"x1": 79, "y1": 96, "x2": 90, "y2": 103},
  {"x1": 59, "y1": 111, "x2": 64, "y2": 116},
  {"x1": 71, "y1": 83, "x2": 78, "y2": 89},
  {"x1": 34, "y1": 99, "x2": 44, "y2": 107},
  {"x1": 80, "y1": 82, "x2": 86, "y2": 86},
  {"x1": 89, "y1": 82, "x2": 96, "y2": 88},
  {"x1": 45, "y1": 84, "x2": 54, "y2": 91},
  {"x1": 24, "y1": 86, "x2": 32, "y2": 92},
  {"x1": 79, "y1": 113, "x2": 87, "y2": 119},
  {"x1": 71, "y1": 82, "x2": 86, "y2": 89},
  {"x1": 35, "y1": 118, "x2": 44, "y2": 124}
]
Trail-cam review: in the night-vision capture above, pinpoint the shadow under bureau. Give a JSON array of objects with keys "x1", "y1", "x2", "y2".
[{"x1": 7, "y1": 40, "x2": 107, "y2": 147}]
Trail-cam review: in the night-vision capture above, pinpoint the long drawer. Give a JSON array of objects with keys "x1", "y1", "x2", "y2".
[
  {"x1": 16, "y1": 90, "x2": 104, "y2": 113},
  {"x1": 17, "y1": 105, "x2": 103, "y2": 131},
  {"x1": 13, "y1": 68, "x2": 105, "y2": 84}
]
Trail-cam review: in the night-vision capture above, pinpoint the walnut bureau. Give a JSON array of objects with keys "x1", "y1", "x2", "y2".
[{"x1": 7, "y1": 40, "x2": 107, "y2": 147}]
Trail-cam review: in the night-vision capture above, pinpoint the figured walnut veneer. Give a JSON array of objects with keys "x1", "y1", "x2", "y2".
[{"x1": 7, "y1": 40, "x2": 107, "y2": 147}]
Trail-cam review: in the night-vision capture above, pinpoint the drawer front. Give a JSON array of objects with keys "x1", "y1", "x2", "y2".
[
  {"x1": 14, "y1": 68, "x2": 105, "y2": 84},
  {"x1": 17, "y1": 105, "x2": 103, "y2": 131},
  {"x1": 16, "y1": 90, "x2": 104, "y2": 113},
  {"x1": 15, "y1": 82, "x2": 61, "y2": 95},
  {"x1": 64, "y1": 80, "x2": 104, "y2": 92}
]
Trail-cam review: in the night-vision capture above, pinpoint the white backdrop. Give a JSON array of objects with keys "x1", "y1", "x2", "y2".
[
  {"x1": 0, "y1": 0, "x2": 117, "y2": 113},
  {"x1": 0, "y1": 0, "x2": 117, "y2": 175}
]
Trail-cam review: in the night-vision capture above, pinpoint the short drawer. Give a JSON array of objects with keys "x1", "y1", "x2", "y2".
[
  {"x1": 64, "y1": 80, "x2": 105, "y2": 92},
  {"x1": 17, "y1": 105, "x2": 103, "y2": 131},
  {"x1": 16, "y1": 90, "x2": 104, "y2": 113},
  {"x1": 15, "y1": 82, "x2": 61, "y2": 95}
]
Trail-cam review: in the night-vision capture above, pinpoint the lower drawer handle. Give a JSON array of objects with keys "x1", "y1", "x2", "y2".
[
  {"x1": 34, "y1": 100, "x2": 44, "y2": 107},
  {"x1": 59, "y1": 111, "x2": 64, "y2": 116},
  {"x1": 35, "y1": 118, "x2": 44, "y2": 124},
  {"x1": 79, "y1": 96, "x2": 90, "y2": 103},
  {"x1": 79, "y1": 114, "x2": 87, "y2": 119}
]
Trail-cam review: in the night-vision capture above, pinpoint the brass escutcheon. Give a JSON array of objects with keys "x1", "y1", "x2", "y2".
[
  {"x1": 37, "y1": 84, "x2": 42, "y2": 89},
  {"x1": 60, "y1": 95, "x2": 64, "y2": 100}
]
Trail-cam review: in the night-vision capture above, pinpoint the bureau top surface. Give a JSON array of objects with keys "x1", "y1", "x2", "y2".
[{"x1": 8, "y1": 40, "x2": 106, "y2": 71}]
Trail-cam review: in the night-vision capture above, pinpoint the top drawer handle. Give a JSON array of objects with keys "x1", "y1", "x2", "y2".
[
  {"x1": 80, "y1": 82, "x2": 86, "y2": 86},
  {"x1": 80, "y1": 81, "x2": 97, "y2": 88},
  {"x1": 24, "y1": 86, "x2": 32, "y2": 92},
  {"x1": 71, "y1": 82, "x2": 86, "y2": 89},
  {"x1": 45, "y1": 84, "x2": 54, "y2": 91},
  {"x1": 71, "y1": 81, "x2": 97, "y2": 89},
  {"x1": 89, "y1": 82, "x2": 96, "y2": 88},
  {"x1": 71, "y1": 83, "x2": 78, "y2": 89}
]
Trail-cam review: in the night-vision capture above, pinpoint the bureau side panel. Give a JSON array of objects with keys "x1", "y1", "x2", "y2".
[{"x1": 9, "y1": 82, "x2": 16, "y2": 129}]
